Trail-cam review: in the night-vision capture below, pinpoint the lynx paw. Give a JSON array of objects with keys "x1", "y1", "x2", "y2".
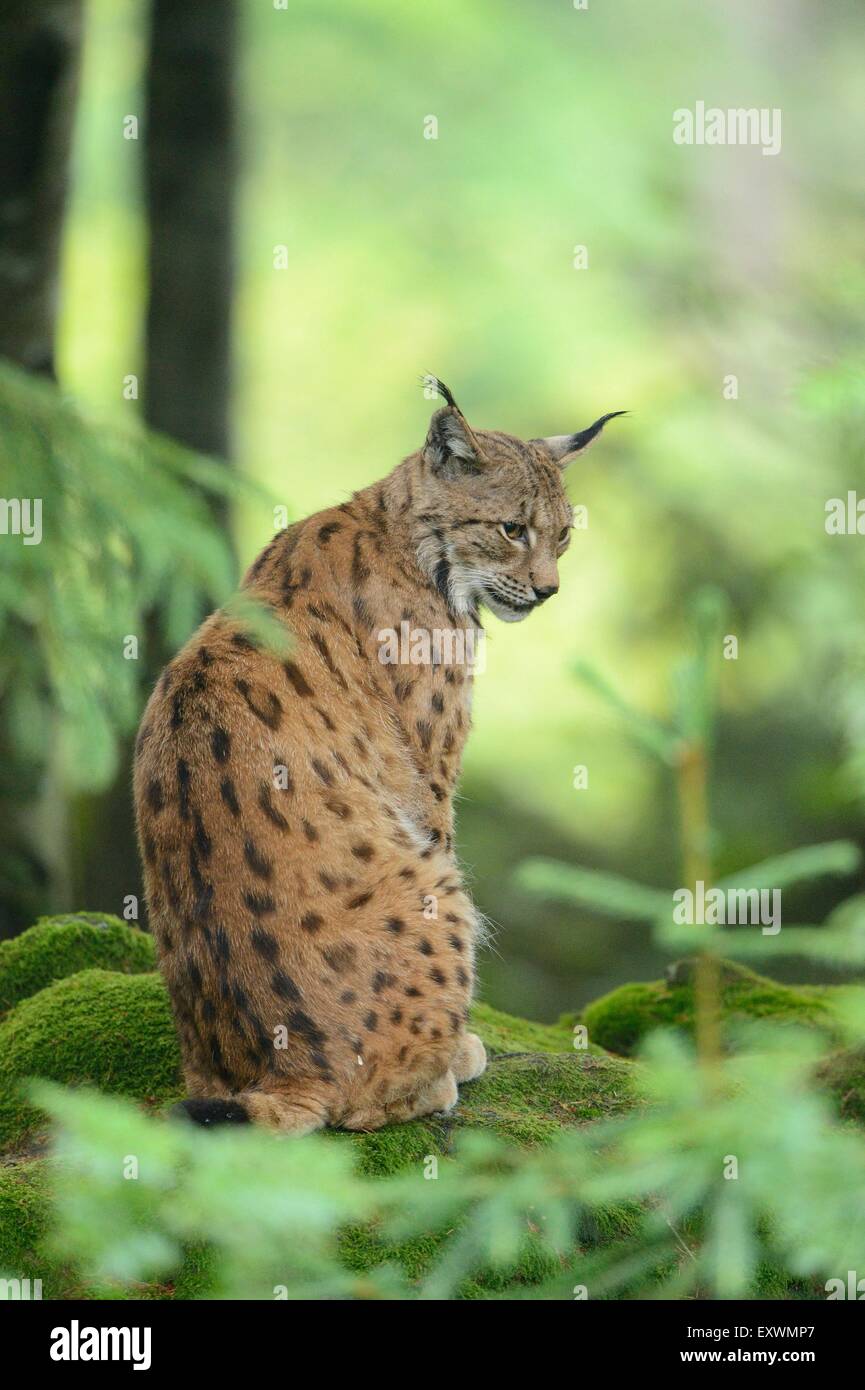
[{"x1": 452, "y1": 1031, "x2": 487, "y2": 1083}]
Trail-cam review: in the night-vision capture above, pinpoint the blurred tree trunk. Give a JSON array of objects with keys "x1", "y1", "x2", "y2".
[
  {"x1": 77, "y1": 0, "x2": 238, "y2": 922},
  {"x1": 143, "y1": 0, "x2": 236, "y2": 483},
  {"x1": 0, "y1": 0, "x2": 83, "y2": 934},
  {"x1": 0, "y1": 0, "x2": 82, "y2": 375}
]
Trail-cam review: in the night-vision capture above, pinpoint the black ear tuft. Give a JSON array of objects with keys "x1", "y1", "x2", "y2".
[
  {"x1": 534, "y1": 410, "x2": 627, "y2": 467},
  {"x1": 419, "y1": 373, "x2": 459, "y2": 411},
  {"x1": 568, "y1": 410, "x2": 628, "y2": 453}
]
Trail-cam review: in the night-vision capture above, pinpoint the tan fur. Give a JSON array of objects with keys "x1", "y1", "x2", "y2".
[{"x1": 133, "y1": 389, "x2": 617, "y2": 1133}]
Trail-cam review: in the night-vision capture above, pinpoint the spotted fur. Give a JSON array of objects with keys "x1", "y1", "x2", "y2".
[{"x1": 134, "y1": 382, "x2": 621, "y2": 1132}]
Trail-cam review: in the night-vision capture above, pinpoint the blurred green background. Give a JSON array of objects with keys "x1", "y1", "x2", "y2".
[{"x1": 3, "y1": 0, "x2": 865, "y2": 1021}]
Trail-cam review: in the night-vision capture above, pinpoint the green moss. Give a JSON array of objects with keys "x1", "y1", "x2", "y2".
[
  {"x1": 0, "y1": 1160, "x2": 63, "y2": 1295},
  {"x1": 581, "y1": 959, "x2": 838, "y2": 1057},
  {"x1": 336, "y1": 1049, "x2": 639, "y2": 1292},
  {"x1": 817, "y1": 1044, "x2": 865, "y2": 1124},
  {"x1": 0, "y1": 913, "x2": 156, "y2": 1017},
  {"x1": 0, "y1": 970, "x2": 182, "y2": 1152},
  {"x1": 469, "y1": 1000, "x2": 574, "y2": 1055}
]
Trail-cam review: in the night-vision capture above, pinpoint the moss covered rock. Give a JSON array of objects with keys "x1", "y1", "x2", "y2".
[
  {"x1": 0, "y1": 969, "x2": 182, "y2": 1151},
  {"x1": 578, "y1": 958, "x2": 838, "y2": 1057},
  {"x1": 0, "y1": 929, "x2": 637, "y2": 1298},
  {"x1": 0, "y1": 913, "x2": 156, "y2": 1017}
]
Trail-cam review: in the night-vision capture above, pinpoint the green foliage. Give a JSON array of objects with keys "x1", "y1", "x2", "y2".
[
  {"x1": 11, "y1": 1015, "x2": 865, "y2": 1301},
  {"x1": 0, "y1": 362, "x2": 248, "y2": 802},
  {"x1": 2, "y1": 911, "x2": 865, "y2": 1299},
  {"x1": 0, "y1": 912, "x2": 155, "y2": 1016},
  {"x1": 578, "y1": 959, "x2": 839, "y2": 1057}
]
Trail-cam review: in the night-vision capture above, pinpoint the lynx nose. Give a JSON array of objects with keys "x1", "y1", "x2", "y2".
[{"x1": 533, "y1": 584, "x2": 559, "y2": 603}]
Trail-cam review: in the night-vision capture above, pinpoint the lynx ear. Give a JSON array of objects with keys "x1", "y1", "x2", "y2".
[
  {"x1": 421, "y1": 375, "x2": 485, "y2": 478},
  {"x1": 535, "y1": 411, "x2": 626, "y2": 468}
]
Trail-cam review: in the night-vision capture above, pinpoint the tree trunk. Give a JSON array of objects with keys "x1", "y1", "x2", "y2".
[
  {"x1": 0, "y1": 0, "x2": 83, "y2": 935},
  {"x1": 143, "y1": 0, "x2": 236, "y2": 476},
  {"x1": 0, "y1": 0, "x2": 83, "y2": 376},
  {"x1": 75, "y1": 0, "x2": 238, "y2": 925}
]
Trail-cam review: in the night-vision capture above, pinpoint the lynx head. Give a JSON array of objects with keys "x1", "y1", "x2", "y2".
[{"x1": 413, "y1": 377, "x2": 624, "y2": 622}]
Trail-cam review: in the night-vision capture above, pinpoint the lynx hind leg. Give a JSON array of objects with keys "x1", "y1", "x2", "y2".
[
  {"x1": 452, "y1": 1031, "x2": 487, "y2": 1084},
  {"x1": 172, "y1": 1082, "x2": 331, "y2": 1136}
]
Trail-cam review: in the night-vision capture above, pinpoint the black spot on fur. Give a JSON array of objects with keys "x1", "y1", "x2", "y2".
[
  {"x1": 352, "y1": 595, "x2": 374, "y2": 630},
  {"x1": 288, "y1": 1009, "x2": 327, "y2": 1047},
  {"x1": 456, "y1": 966, "x2": 470, "y2": 987},
  {"x1": 300, "y1": 911, "x2": 323, "y2": 933},
  {"x1": 372, "y1": 970, "x2": 395, "y2": 993},
  {"x1": 177, "y1": 760, "x2": 191, "y2": 820},
  {"x1": 351, "y1": 842, "x2": 374, "y2": 861},
  {"x1": 244, "y1": 838, "x2": 273, "y2": 880},
  {"x1": 235, "y1": 678, "x2": 283, "y2": 730},
  {"x1": 311, "y1": 758, "x2": 334, "y2": 786},
  {"x1": 258, "y1": 783, "x2": 289, "y2": 829},
  {"x1": 211, "y1": 727, "x2": 231, "y2": 763},
  {"x1": 310, "y1": 632, "x2": 346, "y2": 689},
  {"x1": 390, "y1": 1007, "x2": 403, "y2": 1025},
  {"x1": 302, "y1": 820, "x2": 319, "y2": 843},
  {"x1": 431, "y1": 691, "x2": 445, "y2": 715},
  {"x1": 251, "y1": 928, "x2": 279, "y2": 961},
  {"x1": 283, "y1": 661, "x2": 313, "y2": 697},
  {"x1": 272, "y1": 969, "x2": 301, "y2": 1001},
  {"x1": 418, "y1": 938, "x2": 433, "y2": 956},
  {"x1": 191, "y1": 880, "x2": 214, "y2": 923},
  {"x1": 318, "y1": 521, "x2": 342, "y2": 544},
  {"x1": 347, "y1": 890, "x2": 373, "y2": 910},
  {"x1": 220, "y1": 777, "x2": 241, "y2": 818},
  {"x1": 386, "y1": 917, "x2": 405, "y2": 934},
  {"x1": 416, "y1": 720, "x2": 433, "y2": 752},
  {"x1": 146, "y1": 779, "x2": 164, "y2": 813},
  {"x1": 448, "y1": 933, "x2": 464, "y2": 952},
  {"x1": 340, "y1": 989, "x2": 357, "y2": 1005},
  {"x1": 193, "y1": 811, "x2": 212, "y2": 860},
  {"x1": 325, "y1": 799, "x2": 352, "y2": 820},
  {"x1": 405, "y1": 985, "x2": 422, "y2": 998},
  {"x1": 245, "y1": 891, "x2": 276, "y2": 916},
  {"x1": 351, "y1": 533, "x2": 370, "y2": 584},
  {"x1": 364, "y1": 1011, "x2": 378, "y2": 1032},
  {"x1": 430, "y1": 966, "x2": 447, "y2": 985},
  {"x1": 214, "y1": 926, "x2": 231, "y2": 965}
]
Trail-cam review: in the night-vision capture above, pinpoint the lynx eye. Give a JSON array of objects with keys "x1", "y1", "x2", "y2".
[
  {"x1": 558, "y1": 526, "x2": 571, "y2": 544},
  {"x1": 500, "y1": 521, "x2": 527, "y2": 542}
]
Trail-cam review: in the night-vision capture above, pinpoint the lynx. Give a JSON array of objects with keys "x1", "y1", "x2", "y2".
[{"x1": 133, "y1": 380, "x2": 622, "y2": 1132}]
